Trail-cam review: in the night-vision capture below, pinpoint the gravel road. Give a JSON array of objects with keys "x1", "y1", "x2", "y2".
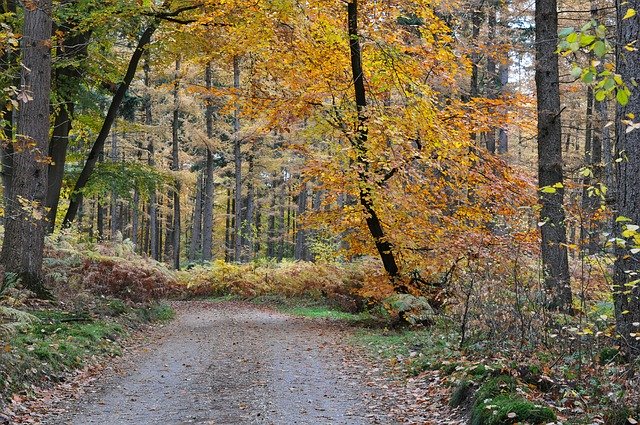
[{"x1": 45, "y1": 301, "x2": 395, "y2": 425}]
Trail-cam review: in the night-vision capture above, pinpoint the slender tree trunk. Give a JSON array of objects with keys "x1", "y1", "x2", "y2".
[
  {"x1": 1, "y1": 0, "x2": 53, "y2": 296},
  {"x1": 46, "y1": 103, "x2": 72, "y2": 233},
  {"x1": 613, "y1": 0, "x2": 640, "y2": 357},
  {"x1": 347, "y1": 0, "x2": 403, "y2": 288},
  {"x1": 45, "y1": 20, "x2": 92, "y2": 232},
  {"x1": 294, "y1": 182, "x2": 308, "y2": 260},
  {"x1": 535, "y1": 0, "x2": 572, "y2": 312},
  {"x1": 581, "y1": 86, "x2": 595, "y2": 253},
  {"x1": 225, "y1": 188, "x2": 231, "y2": 262},
  {"x1": 171, "y1": 58, "x2": 181, "y2": 270},
  {"x1": 254, "y1": 202, "x2": 261, "y2": 256},
  {"x1": 244, "y1": 154, "x2": 255, "y2": 262},
  {"x1": 232, "y1": 55, "x2": 242, "y2": 262},
  {"x1": 1, "y1": 0, "x2": 17, "y2": 224},
  {"x1": 485, "y1": 0, "x2": 497, "y2": 154},
  {"x1": 497, "y1": 62, "x2": 509, "y2": 153},
  {"x1": 189, "y1": 173, "x2": 203, "y2": 262},
  {"x1": 63, "y1": 24, "x2": 158, "y2": 227},
  {"x1": 143, "y1": 54, "x2": 159, "y2": 260},
  {"x1": 277, "y1": 171, "x2": 286, "y2": 261},
  {"x1": 469, "y1": 0, "x2": 484, "y2": 101},
  {"x1": 268, "y1": 176, "x2": 277, "y2": 259},
  {"x1": 202, "y1": 62, "x2": 215, "y2": 262},
  {"x1": 110, "y1": 130, "x2": 119, "y2": 238}
]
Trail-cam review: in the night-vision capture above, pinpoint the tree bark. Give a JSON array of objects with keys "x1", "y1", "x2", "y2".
[
  {"x1": 143, "y1": 53, "x2": 159, "y2": 260},
  {"x1": 232, "y1": 55, "x2": 242, "y2": 262},
  {"x1": 613, "y1": 0, "x2": 640, "y2": 357},
  {"x1": 202, "y1": 62, "x2": 215, "y2": 262},
  {"x1": 189, "y1": 173, "x2": 203, "y2": 262},
  {"x1": 347, "y1": 0, "x2": 402, "y2": 287},
  {"x1": 243, "y1": 154, "x2": 255, "y2": 262},
  {"x1": 1, "y1": 0, "x2": 53, "y2": 297},
  {"x1": 294, "y1": 182, "x2": 308, "y2": 260},
  {"x1": 485, "y1": 0, "x2": 497, "y2": 154},
  {"x1": 535, "y1": 0, "x2": 572, "y2": 312},
  {"x1": 171, "y1": 57, "x2": 181, "y2": 270}
]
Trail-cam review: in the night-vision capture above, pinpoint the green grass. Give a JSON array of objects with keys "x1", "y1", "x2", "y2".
[
  {"x1": 1, "y1": 302, "x2": 176, "y2": 409},
  {"x1": 281, "y1": 305, "x2": 372, "y2": 322}
]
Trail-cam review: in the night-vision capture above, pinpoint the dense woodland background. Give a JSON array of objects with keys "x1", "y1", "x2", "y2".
[{"x1": 1, "y1": 0, "x2": 640, "y2": 422}]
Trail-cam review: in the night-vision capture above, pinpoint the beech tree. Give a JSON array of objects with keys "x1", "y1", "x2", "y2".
[{"x1": 0, "y1": 0, "x2": 53, "y2": 295}]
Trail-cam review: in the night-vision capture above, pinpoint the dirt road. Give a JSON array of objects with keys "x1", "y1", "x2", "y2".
[{"x1": 45, "y1": 302, "x2": 395, "y2": 425}]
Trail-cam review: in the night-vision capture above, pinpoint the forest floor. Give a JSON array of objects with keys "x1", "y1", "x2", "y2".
[{"x1": 21, "y1": 300, "x2": 462, "y2": 425}]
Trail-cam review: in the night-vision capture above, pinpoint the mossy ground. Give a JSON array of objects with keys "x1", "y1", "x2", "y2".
[{"x1": 0, "y1": 301, "x2": 175, "y2": 409}]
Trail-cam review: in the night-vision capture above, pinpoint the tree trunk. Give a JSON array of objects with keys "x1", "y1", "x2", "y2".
[
  {"x1": 189, "y1": 173, "x2": 203, "y2": 262},
  {"x1": 497, "y1": 62, "x2": 509, "y2": 153},
  {"x1": 613, "y1": 0, "x2": 640, "y2": 357},
  {"x1": 232, "y1": 55, "x2": 243, "y2": 262},
  {"x1": 1, "y1": 0, "x2": 17, "y2": 224},
  {"x1": 45, "y1": 17, "x2": 92, "y2": 232},
  {"x1": 347, "y1": 0, "x2": 402, "y2": 287},
  {"x1": 225, "y1": 188, "x2": 231, "y2": 262},
  {"x1": 144, "y1": 53, "x2": 159, "y2": 261},
  {"x1": 171, "y1": 58, "x2": 181, "y2": 270},
  {"x1": 62, "y1": 24, "x2": 158, "y2": 227},
  {"x1": 277, "y1": 171, "x2": 286, "y2": 261},
  {"x1": 581, "y1": 86, "x2": 596, "y2": 253},
  {"x1": 0, "y1": 0, "x2": 53, "y2": 297},
  {"x1": 243, "y1": 154, "x2": 255, "y2": 262},
  {"x1": 535, "y1": 0, "x2": 572, "y2": 312},
  {"x1": 294, "y1": 182, "x2": 308, "y2": 260},
  {"x1": 110, "y1": 130, "x2": 119, "y2": 239},
  {"x1": 202, "y1": 62, "x2": 215, "y2": 262},
  {"x1": 485, "y1": 0, "x2": 497, "y2": 154}
]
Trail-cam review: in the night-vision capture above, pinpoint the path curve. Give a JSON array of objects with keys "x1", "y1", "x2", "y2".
[{"x1": 46, "y1": 301, "x2": 395, "y2": 425}]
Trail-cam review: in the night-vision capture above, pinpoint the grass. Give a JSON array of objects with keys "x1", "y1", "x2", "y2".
[
  {"x1": 280, "y1": 305, "x2": 373, "y2": 322},
  {"x1": 0, "y1": 301, "x2": 175, "y2": 409}
]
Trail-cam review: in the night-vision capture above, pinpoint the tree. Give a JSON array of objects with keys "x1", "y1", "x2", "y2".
[
  {"x1": 346, "y1": 0, "x2": 402, "y2": 289},
  {"x1": 0, "y1": 0, "x2": 53, "y2": 296},
  {"x1": 612, "y1": 0, "x2": 640, "y2": 357},
  {"x1": 534, "y1": 0, "x2": 572, "y2": 312}
]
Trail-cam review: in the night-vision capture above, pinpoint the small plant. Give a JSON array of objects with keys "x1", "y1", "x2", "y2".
[{"x1": 0, "y1": 273, "x2": 38, "y2": 336}]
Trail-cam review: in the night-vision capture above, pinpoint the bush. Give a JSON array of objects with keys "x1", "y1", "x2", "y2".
[{"x1": 178, "y1": 260, "x2": 367, "y2": 311}]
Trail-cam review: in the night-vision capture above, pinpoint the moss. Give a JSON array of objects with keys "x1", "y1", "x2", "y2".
[
  {"x1": 471, "y1": 395, "x2": 556, "y2": 425},
  {"x1": 450, "y1": 380, "x2": 473, "y2": 408},
  {"x1": 474, "y1": 375, "x2": 516, "y2": 405}
]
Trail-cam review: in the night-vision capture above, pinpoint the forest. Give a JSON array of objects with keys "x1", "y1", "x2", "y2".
[{"x1": 0, "y1": 0, "x2": 639, "y2": 423}]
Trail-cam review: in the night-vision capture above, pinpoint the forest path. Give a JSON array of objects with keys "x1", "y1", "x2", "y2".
[{"x1": 45, "y1": 301, "x2": 395, "y2": 425}]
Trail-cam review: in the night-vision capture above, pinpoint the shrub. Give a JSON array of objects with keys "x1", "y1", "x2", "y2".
[{"x1": 178, "y1": 260, "x2": 367, "y2": 311}]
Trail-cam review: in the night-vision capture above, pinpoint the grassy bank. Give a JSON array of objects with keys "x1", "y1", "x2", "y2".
[{"x1": 0, "y1": 301, "x2": 174, "y2": 411}]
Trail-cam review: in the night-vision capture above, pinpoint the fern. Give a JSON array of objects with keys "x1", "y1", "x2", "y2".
[{"x1": 0, "y1": 272, "x2": 39, "y2": 336}]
